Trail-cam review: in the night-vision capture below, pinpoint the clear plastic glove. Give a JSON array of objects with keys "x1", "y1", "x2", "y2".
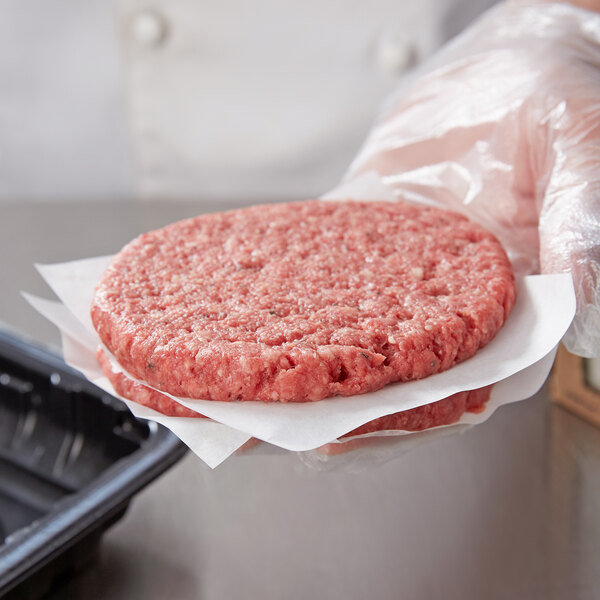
[{"x1": 347, "y1": 0, "x2": 600, "y2": 357}]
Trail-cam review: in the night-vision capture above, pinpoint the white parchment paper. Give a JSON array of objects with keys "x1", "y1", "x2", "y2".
[{"x1": 24, "y1": 258, "x2": 575, "y2": 468}]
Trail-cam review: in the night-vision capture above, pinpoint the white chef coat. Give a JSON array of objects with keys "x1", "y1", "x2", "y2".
[{"x1": 0, "y1": 0, "x2": 496, "y2": 203}]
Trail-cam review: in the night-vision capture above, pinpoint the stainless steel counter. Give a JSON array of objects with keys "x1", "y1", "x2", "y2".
[{"x1": 2, "y1": 201, "x2": 599, "y2": 600}]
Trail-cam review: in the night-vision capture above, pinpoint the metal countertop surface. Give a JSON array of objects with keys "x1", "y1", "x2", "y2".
[{"x1": 2, "y1": 201, "x2": 599, "y2": 600}]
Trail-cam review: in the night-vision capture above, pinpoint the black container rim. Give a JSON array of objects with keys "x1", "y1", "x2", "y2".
[{"x1": 0, "y1": 330, "x2": 188, "y2": 594}]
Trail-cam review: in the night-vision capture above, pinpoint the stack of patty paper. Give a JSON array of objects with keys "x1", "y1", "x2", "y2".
[{"x1": 25, "y1": 178, "x2": 576, "y2": 468}]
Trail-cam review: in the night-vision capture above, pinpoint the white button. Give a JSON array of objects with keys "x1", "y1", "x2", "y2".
[
  {"x1": 375, "y1": 34, "x2": 416, "y2": 75},
  {"x1": 131, "y1": 10, "x2": 168, "y2": 47}
]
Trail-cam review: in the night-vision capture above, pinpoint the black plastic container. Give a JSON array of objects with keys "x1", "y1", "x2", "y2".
[{"x1": 0, "y1": 330, "x2": 187, "y2": 598}]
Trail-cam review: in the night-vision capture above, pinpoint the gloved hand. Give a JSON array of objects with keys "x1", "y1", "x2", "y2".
[{"x1": 346, "y1": 0, "x2": 600, "y2": 357}]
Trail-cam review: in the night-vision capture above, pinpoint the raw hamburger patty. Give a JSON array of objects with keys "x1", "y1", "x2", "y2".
[
  {"x1": 91, "y1": 200, "x2": 516, "y2": 402},
  {"x1": 97, "y1": 347, "x2": 200, "y2": 418},
  {"x1": 97, "y1": 346, "x2": 490, "y2": 430}
]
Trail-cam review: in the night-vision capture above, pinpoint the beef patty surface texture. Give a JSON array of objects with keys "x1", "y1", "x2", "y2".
[
  {"x1": 97, "y1": 345, "x2": 490, "y2": 434},
  {"x1": 91, "y1": 200, "x2": 516, "y2": 403}
]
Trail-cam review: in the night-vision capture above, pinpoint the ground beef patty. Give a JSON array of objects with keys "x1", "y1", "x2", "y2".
[
  {"x1": 97, "y1": 346, "x2": 200, "y2": 418},
  {"x1": 97, "y1": 345, "x2": 489, "y2": 432},
  {"x1": 91, "y1": 200, "x2": 516, "y2": 403}
]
